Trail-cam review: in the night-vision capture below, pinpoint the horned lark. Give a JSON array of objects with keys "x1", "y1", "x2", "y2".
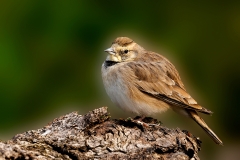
[{"x1": 101, "y1": 37, "x2": 223, "y2": 145}]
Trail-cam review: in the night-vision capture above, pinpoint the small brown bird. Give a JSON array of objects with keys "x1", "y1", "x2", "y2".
[{"x1": 101, "y1": 37, "x2": 223, "y2": 145}]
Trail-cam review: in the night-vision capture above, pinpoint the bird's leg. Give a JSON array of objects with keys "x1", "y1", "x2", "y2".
[
  {"x1": 132, "y1": 115, "x2": 160, "y2": 127},
  {"x1": 133, "y1": 115, "x2": 146, "y2": 121},
  {"x1": 132, "y1": 115, "x2": 154, "y2": 128}
]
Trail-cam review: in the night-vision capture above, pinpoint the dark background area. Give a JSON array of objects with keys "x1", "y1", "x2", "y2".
[{"x1": 0, "y1": 1, "x2": 239, "y2": 159}]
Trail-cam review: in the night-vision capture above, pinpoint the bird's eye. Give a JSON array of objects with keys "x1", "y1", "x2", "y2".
[{"x1": 124, "y1": 49, "x2": 128, "y2": 54}]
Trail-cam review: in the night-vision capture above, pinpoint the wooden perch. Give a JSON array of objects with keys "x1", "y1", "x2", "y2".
[{"x1": 0, "y1": 107, "x2": 201, "y2": 160}]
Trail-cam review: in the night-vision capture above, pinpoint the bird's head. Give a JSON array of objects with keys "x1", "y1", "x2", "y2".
[{"x1": 104, "y1": 37, "x2": 144, "y2": 62}]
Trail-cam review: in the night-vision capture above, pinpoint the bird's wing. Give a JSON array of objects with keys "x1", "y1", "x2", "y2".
[{"x1": 126, "y1": 59, "x2": 212, "y2": 115}]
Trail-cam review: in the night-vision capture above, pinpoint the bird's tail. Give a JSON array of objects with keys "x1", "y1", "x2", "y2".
[{"x1": 188, "y1": 110, "x2": 223, "y2": 145}]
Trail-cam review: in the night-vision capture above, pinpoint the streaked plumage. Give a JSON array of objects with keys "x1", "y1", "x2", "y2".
[{"x1": 101, "y1": 37, "x2": 223, "y2": 145}]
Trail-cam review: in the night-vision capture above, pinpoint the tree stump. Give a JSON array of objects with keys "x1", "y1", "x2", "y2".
[{"x1": 0, "y1": 107, "x2": 201, "y2": 160}]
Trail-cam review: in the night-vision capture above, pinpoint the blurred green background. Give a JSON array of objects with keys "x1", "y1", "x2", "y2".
[{"x1": 0, "y1": 1, "x2": 240, "y2": 159}]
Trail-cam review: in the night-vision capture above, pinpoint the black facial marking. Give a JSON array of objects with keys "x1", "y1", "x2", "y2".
[{"x1": 104, "y1": 60, "x2": 119, "y2": 68}]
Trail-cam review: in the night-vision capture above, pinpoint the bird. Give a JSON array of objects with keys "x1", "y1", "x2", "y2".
[{"x1": 101, "y1": 37, "x2": 223, "y2": 145}]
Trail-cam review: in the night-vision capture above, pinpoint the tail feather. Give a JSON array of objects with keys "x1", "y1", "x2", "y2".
[{"x1": 188, "y1": 110, "x2": 223, "y2": 145}]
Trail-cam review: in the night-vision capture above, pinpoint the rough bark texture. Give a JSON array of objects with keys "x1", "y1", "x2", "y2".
[{"x1": 0, "y1": 107, "x2": 201, "y2": 160}]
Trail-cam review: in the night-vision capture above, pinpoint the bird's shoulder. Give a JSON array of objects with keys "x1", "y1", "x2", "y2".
[{"x1": 125, "y1": 51, "x2": 184, "y2": 88}]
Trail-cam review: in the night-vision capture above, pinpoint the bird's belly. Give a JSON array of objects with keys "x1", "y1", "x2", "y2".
[
  {"x1": 102, "y1": 71, "x2": 169, "y2": 116},
  {"x1": 103, "y1": 75, "x2": 137, "y2": 113}
]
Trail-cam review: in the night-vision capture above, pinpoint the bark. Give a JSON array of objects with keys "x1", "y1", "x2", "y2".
[{"x1": 0, "y1": 107, "x2": 201, "y2": 160}]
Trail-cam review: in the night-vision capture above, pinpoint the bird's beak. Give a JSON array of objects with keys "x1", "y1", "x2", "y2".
[{"x1": 104, "y1": 47, "x2": 115, "y2": 55}]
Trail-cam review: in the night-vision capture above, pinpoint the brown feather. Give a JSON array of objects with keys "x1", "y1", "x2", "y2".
[
  {"x1": 113, "y1": 37, "x2": 133, "y2": 46},
  {"x1": 125, "y1": 51, "x2": 213, "y2": 114},
  {"x1": 188, "y1": 110, "x2": 223, "y2": 145}
]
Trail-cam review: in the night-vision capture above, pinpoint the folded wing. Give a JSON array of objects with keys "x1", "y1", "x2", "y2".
[{"x1": 126, "y1": 54, "x2": 212, "y2": 115}]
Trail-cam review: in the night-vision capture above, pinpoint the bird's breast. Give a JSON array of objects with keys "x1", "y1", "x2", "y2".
[
  {"x1": 102, "y1": 63, "x2": 132, "y2": 111},
  {"x1": 101, "y1": 62, "x2": 170, "y2": 116}
]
